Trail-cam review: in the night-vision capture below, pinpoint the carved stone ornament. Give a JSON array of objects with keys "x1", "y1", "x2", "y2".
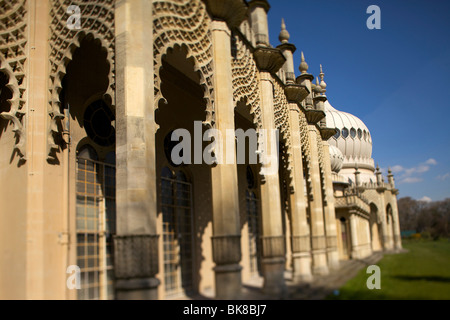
[
  {"x1": 204, "y1": 0, "x2": 248, "y2": 29},
  {"x1": 253, "y1": 46, "x2": 286, "y2": 74},
  {"x1": 284, "y1": 83, "x2": 309, "y2": 104},
  {"x1": 320, "y1": 127, "x2": 337, "y2": 141},
  {"x1": 305, "y1": 109, "x2": 325, "y2": 125}
]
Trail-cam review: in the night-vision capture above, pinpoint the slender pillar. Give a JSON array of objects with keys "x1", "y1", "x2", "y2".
[
  {"x1": 259, "y1": 71, "x2": 286, "y2": 295},
  {"x1": 114, "y1": 0, "x2": 160, "y2": 299},
  {"x1": 307, "y1": 127, "x2": 329, "y2": 274},
  {"x1": 205, "y1": 0, "x2": 248, "y2": 299},
  {"x1": 321, "y1": 141, "x2": 340, "y2": 270},
  {"x1": 388, "y1": 170, "x2": 403, "y2": 250},
  {"x1": 349, "y1": 214, "x2": 359, "y2": 259},
  {"x1": 209, "y1": 20, "x2": 242, "y2": 300},
  {"x1": 25, "y1": 0, "x2": 50, "y2": 299},
  {"x1": 277, "y1": 24, "x2": 312, "y2": 282}
]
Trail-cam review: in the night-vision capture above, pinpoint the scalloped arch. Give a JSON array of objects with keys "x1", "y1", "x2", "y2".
[
  {"x1": 153, "y1": 0, "x2": 215, "y2": 128},
  {"x1": 48, "y1": 0, "x2": 115, "y2": 161},
  {"x1": 0, "y1": 50, "x2": 26, "y2": 160}
]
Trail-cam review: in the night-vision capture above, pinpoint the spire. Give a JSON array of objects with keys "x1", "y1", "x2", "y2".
[
  {"x1": 278, "y1": 18, "x2": 290, "y2": 43},
  {"x1": 319, "y1": 64, "x2": 327, "y2": 92},
  {"x1": 299, "y1": 51, "x2": 309, "y2": 74}
]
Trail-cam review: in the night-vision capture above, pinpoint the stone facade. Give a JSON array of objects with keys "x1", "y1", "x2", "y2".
[{"x1": 0, "y1": 0, "x2": 402, "y2": 300}]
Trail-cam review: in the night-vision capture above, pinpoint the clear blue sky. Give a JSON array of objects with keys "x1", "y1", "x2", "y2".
[{"x1": 267, "y1": 0, "x2": 450, "y2": 202}]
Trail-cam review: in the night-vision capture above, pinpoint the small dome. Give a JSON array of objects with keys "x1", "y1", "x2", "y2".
[{"x1": 329, "y1": 145, "x2": 344, "y2": 173}]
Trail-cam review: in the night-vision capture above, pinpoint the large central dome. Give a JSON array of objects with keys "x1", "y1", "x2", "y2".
[{"x1": 324, "y1": 100, "x2": 376, "y2": 183}]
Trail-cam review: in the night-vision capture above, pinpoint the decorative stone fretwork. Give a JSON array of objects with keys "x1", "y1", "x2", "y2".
[
  {"x1": 291, "y1": 235, "x2": 311, "y2": 253},
  {"x1": 0, "y1": 0, "x2": 28, "y2": 160},
  {"x1": 311, "y1": 235, "x2": 326, "y2": 251},
  {"x1": 272, "y1": 77, "x2": 294, "y2": 192},
  {"x1": 204, "y1": 0, "x2": 247, "y2": 29},
  {"x1": 316, "y1": 131, "x2": 327, "y2": 205},
  {"x1": 298, "y1": 112, "x2": 313, "y2": 200},
  {"x1": 326, "y1": 235, "x2": 338, "y2": 249},
  {"x1": 253, "y1": 46, "x2": 286, "y2": 74},
  {"x1": 231, "y1": 32, "x2": 263, "y2": 130},
  {"x1": 211, "y1": 235, "x2": 241, "y2": 265},
  {"x1": 153, "y1": 0, "x2": 215, "y2": 127},
  {"x1": 48, "y1": 0, "x2": 115, "y2": 160},
  {"x1": 320, "y1": 127, "x2": 337, "y2": 141},
  {"x1": 261, "y1": 235, "x2": 286, "y2": 259},
  {"x1": 284, "y1": 83, "x2": 309, "y2": 105},
  {"x1": 114, "y1": 234, "x2": 160, "y2": 279},
  {"x1": 305, "y1": 109, "x2": 325, "y2": 125}
]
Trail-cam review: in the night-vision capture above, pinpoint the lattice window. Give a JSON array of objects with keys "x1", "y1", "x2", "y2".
[
  {"x1": 76, "y1": 146, "x2": 115, "y2": 300},
  {"x1": 161, "y1": 167, "x2": 193, "y2": 297}
]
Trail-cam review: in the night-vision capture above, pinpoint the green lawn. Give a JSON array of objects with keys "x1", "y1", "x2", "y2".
[{"x1": 327, "y1": 239, "x2": 450, "y2": 300}]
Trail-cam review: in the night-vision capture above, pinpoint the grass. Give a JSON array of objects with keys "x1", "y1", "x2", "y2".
[{"x1": 327, "y1": 239, "x2": 450, "y2": 300}]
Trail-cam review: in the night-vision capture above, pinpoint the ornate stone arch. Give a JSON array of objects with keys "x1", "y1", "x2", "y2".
[
  {"x1": 153, "y1": 0, "x2": 214, "y2": 127},
  {"x1": 0, "y1": 0, "x2": 28, "y2": 161},
  {"x1": 48, "y1": 0, "x2": 115, "y2": 161}
]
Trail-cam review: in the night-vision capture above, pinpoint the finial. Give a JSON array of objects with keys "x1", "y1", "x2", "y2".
[
  {"x1": 299, "y1": 51, "x2": 309, "y2": 74},
  {"x1": 388, "y1": 167, "x2": 392, "y2": 175},
  {"x1": 314, "y1": 77, "x2": 322, "y2": 94},
  {"x1": 319, "y1": 64, "x2": 327, "y2": 91},
  {"x1": 376, "y1": 164, "x2": 380, "y2": 172},
  {"x1": 279, "y1": 18, "x2": 290, "y2": 43}
]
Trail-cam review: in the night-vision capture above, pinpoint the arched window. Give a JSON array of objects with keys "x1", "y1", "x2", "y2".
[
  {"x1": 333, "y1": 128, "x2": 340, "y2": 139},
  {"x1": 161, "y1": 167, "x2": 193, "y2": 297},
  {"x1": 76, "y1": 145, "x2": 116, "y2": 300},
  {"x1": 350, "y1": 128, "x2": 357, "y2": 139},
  {"x1": 246, "y1": 166, "x2": 261, "y2": 276},
  {"x1": 357, "y1": 129, "x2": 362, "y2": 139},
  {"x1": 342, "y1": 127, "x2": 349, "y2": 139}
]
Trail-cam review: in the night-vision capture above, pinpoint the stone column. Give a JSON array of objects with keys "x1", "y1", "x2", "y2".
[
  {"x1": 349, "y1": 213, "x2": 359, "y2": 259},
  {"x1": 296, "y1": 57, "x2": 328, "y2": 275},
  {"x1": 253, "y1": 44, "x2": 287, "y2": 295},
  {"x1": 320, "y1": 140, "x2": 340, "y2": 270},
  {"x1": 388, "y1": 170, "x2": 402, "y2": 250},
  {"x1": 306, "y1": 127, "x2": 329, "y2": 275},
  {"x1": 287, "y1": 100, "x2": 313, "y2": 282},
  {"x1": 114, "y1": 0, "x2": 160, "y2": 300},
  {"x1": 278, "y1": 33, "x2": 313, "y2": 281},
  {"x1": 25, "y1": 0, "x2": 50, "y2": 299},
  {"x1": 205, "y1": 0, "x2": 248, "y2": 299}
]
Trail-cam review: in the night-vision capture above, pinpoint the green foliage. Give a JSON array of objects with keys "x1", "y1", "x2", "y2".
[{"x1": 327, "y1": 240, "x2": 450, "y2": 300}]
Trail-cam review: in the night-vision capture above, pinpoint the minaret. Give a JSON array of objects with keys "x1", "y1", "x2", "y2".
[
  {"x1": 319, "y1": 64, "x2": 327, "y2": 95},
  {"x1": 277, "y1": 18, "x2": 296, "y2": 83},
  {"x1": 297, "y1": 52, "x2": 315, "y2": 109},
  {"x1": 387, "y1": 168, "x2": 396, "y2": 188},
  {"x1": 376, "y1": 164, "x2": 383, "y2": 186},
  {"x1": 248, "y1": 0, "x2": 271, "y2": 46}
]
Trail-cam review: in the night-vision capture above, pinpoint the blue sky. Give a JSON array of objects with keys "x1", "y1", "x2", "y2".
[{"x1": 267, "y1": 0, "x2": 450, "y2": 201}]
